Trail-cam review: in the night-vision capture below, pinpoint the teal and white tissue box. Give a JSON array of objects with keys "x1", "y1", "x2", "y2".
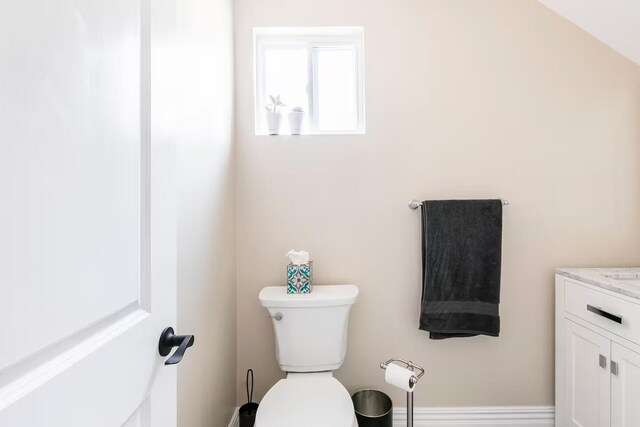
[{"x1": 287, "y1": 261, "x2": 313, "y2": 294}]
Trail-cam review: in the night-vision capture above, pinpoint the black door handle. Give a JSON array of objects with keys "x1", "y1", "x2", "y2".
[{"x1": 158, "y1": 327, "x2": 195, "y2": 365}]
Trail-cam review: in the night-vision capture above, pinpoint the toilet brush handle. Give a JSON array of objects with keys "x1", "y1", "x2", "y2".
[{"x1": 246, "y1": 369, "x2": 254, "y2": 403}]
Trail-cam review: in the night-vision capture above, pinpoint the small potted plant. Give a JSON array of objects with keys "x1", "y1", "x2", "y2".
[
  {"x1": 265, "y1": 95, "x2": 285, "y2": 135},
  {"x1": 288, "y1": 106, "x2": 304, "y2": 135}
]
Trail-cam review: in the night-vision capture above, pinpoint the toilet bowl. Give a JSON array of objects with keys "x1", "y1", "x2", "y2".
[
  {"x1": 255, "y1": 372, "x2": 357, "y2": 427},
  {"x1": 256, "y1": 284, "x2": 359, "y2": 427}
]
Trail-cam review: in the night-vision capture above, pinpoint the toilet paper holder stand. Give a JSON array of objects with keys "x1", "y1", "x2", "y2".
[{"x1": 380, "y1": 358, "x2": 425, "y2": 427}]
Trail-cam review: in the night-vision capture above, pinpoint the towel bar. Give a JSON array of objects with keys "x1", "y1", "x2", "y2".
[{"x1": 408, "y1": 199, "x2": 509, "y2": 210}]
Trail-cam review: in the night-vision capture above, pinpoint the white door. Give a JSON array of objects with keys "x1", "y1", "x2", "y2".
[
  {"x1": 611, "y1": 343, "x2": 640, "y2": 427},
  {"x1": 0, "y1": 0, "x2": 183, "y2": 425},
  {"x1": 565, "y1": 320, "x2": 611, "y2": 427}
]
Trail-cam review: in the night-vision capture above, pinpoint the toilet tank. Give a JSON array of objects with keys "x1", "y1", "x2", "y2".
[{"x1": 259, "y1": 284, "x2": 359, "y2": 372}]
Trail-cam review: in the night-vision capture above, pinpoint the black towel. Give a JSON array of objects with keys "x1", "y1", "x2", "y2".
[{"x1": 419, "y1": 200, "x2": 502, "y2": 339}]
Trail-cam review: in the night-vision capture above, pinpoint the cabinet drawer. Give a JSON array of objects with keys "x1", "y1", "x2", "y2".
[{"x1": 565, "y1": 280, "x2": 640, "y2": 345}]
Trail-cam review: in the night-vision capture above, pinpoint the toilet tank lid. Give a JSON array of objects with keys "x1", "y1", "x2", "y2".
[{"x1": 259, "y1": 284, "x2": 358, "y2": 308}]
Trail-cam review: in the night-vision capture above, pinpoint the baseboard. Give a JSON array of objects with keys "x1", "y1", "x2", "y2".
[
  {"x1": 227, "y1": 407, "x2": 239, "y2": 427},
  {"x1": 392, "y1": 406, "x2": 555, "y2": 426},
  {"x1": 227, "y1": 406, "x2": 554, "y2": 427}
]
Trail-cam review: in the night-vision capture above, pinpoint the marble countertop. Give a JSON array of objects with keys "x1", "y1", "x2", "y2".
[{"x1": 556, "y1": 268, "x2": 640, "y2": 301}]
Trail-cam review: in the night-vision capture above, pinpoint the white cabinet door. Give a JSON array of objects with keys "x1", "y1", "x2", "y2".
[
  {"x1": 611, "y1": 343, "x2": 640, "y2": 427},
  {"x1": 0, "y1": 0, "x2": 180, "y2": 425},
  {"x1": 565, "y1": 320, "x2": 611, "y2": 427}
]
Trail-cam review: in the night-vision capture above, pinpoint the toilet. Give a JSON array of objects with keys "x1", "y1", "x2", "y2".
[{"x1": 256, "y1": 284, "x2": 359, "y2": 427}]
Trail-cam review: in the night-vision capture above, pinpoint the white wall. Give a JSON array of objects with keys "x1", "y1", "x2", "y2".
[
  {"x1": 176, "y1": 0, "x2": 236, "y2": 425},
  {"x1": 234, "y1": 0, "x2": 640, "y2": 408}
]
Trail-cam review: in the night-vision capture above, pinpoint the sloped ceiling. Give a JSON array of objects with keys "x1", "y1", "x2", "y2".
[{"x1": 539, "y1": 0, "x2": 640, "y2": 65}]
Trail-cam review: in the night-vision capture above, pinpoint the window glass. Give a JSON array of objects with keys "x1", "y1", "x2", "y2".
[
  {"x1": 264, "y1": 46, "x2": 308, "y2": 115},
  {"x1": 315, "y1": 46, "x2": 358, "y2": 132}
]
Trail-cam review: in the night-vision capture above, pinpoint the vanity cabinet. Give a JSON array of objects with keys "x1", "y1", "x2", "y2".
[
  {"x1": 563, "y1": 320, "x2": 610, "y2": 427},
  {"x1": 611, "y1": 343, "x2": 640, "y2": 427},
  {"x1": 556, "y1": 271, "x2": 640, "y2": 427}
]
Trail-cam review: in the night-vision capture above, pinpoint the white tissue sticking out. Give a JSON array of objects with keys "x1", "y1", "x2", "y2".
[
  {"x1": 286, "y1": 249, "x2": 310, "y2": 265},
  {"x1": 385, "y1": 363, "x2": 416, "y2": 393}
]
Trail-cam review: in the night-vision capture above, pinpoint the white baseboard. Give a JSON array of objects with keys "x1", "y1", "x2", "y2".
[
  {"x1": 393, "y1": 406, "x2": 555, "y2": 426},
  {"x1": 227, "y1": 406, "x2": 554, "y2": 427}
]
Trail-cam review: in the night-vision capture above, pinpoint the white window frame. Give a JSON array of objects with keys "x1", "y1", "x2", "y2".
[{"x1": 254, "y1": 27, "x2": 365, "y2": 135}]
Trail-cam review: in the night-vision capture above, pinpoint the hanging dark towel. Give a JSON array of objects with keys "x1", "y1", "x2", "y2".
[{"x1": 419, "y1": 200, "x2": 502, "y2": 339}]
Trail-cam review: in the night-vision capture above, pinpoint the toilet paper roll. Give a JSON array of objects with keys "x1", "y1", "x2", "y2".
[{"x1": 384, "y1": 363, "x2": 416, "y2": 393}]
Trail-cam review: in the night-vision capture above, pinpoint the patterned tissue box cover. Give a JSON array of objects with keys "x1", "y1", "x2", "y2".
[{"x1": 287, "y1": 261, "x2": 313, "y2": 294}]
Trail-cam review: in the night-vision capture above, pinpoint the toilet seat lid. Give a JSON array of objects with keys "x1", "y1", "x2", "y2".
[{"x1": 255, "y1": 375, "x2": 354, "y2": 427}]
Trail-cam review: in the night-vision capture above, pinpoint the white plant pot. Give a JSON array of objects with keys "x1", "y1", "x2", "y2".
[
  {"x1": 265, "y1": 112, "x2": 282, "y2": 135},
  {"x1": 288, "y1": 112, "x2": 304, "y2": 135}
]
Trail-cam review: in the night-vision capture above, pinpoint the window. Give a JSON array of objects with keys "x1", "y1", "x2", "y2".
[{"x1": 254, "y1": 27, "x2": 365, "y2": 135}]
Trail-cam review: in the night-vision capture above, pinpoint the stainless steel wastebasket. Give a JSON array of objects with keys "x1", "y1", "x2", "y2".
[{"x1": 352, "y1": 389, "x2": 392, "y2": 427}]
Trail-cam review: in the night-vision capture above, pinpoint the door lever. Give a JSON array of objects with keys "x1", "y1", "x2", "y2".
[{"x1": 158, "y1": 327, "x2": 195, "y2": 365}]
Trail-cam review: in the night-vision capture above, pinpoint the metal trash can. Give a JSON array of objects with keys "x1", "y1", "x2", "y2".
[{"x1": 352, "y1": 389, "x2": 393, "y2": 427}]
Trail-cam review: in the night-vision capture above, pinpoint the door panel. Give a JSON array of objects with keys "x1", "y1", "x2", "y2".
[
  {"x1": 611, "y1": 343, "x2": 640, "y2": 427},
  {"x1": 1, "y1": 0, "x2": 142, "y2": 370},
  {"x1": 0, "y1": 0, "x2": 178, "y2": 425},
  {"x1": 564, "y1": 320, "x2": 611, "y2": 427},
  {"x1": 123, "y1": 398, "x2": 151, "y2": 427}
]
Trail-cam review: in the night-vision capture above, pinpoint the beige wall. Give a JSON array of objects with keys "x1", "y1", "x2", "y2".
[
  {"x1": 176, "y1": 0, "x2": 236, "y2": 425},
  {"x1": 235, "y1": 0, "x2": 640, "y2": 408}
]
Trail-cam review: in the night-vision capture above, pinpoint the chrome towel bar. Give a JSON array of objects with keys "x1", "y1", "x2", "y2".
[{"x1": 408, "y1": 199, "x2": 509, "y2": 210}]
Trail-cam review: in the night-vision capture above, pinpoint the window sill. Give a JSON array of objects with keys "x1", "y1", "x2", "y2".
[{"x1": 254, "y1": 130, "x2": 365, "y2": 136}]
